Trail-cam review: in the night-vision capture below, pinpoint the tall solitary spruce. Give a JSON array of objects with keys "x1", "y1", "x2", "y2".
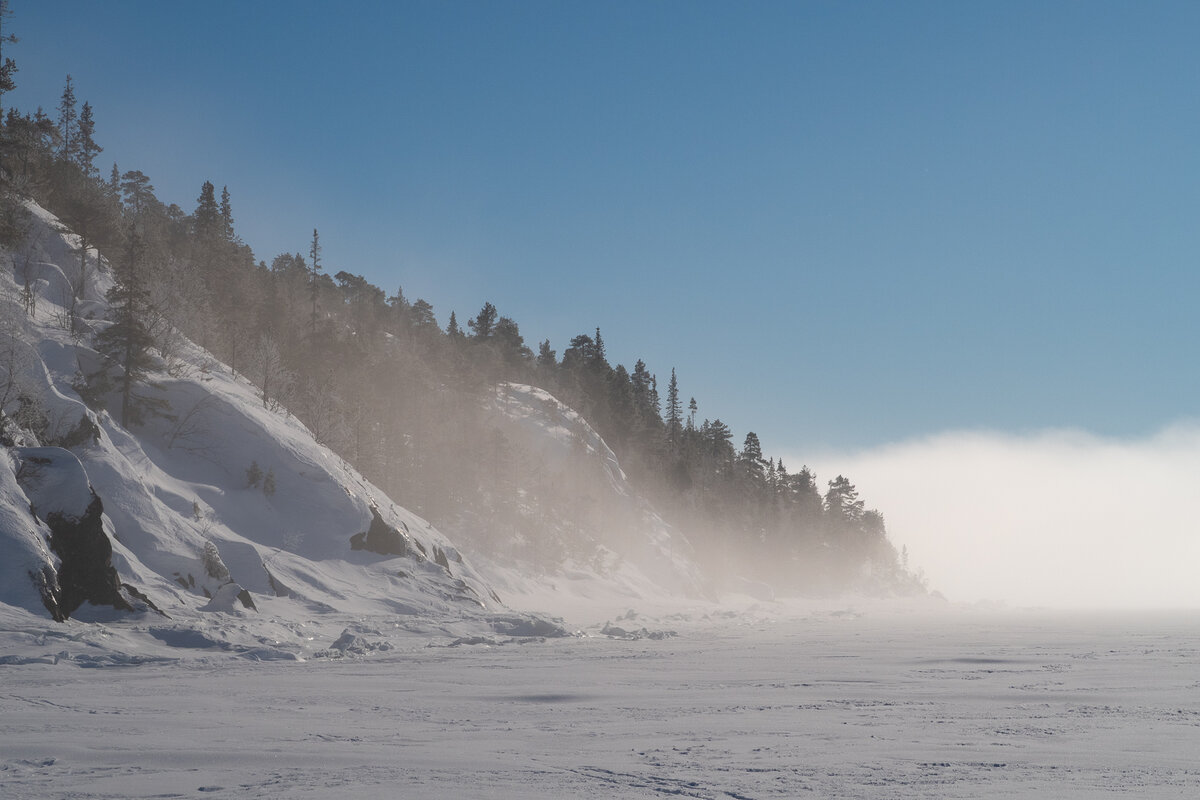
[{"x1": 309, "y1": 228, "x2": 321, "y2": 337}]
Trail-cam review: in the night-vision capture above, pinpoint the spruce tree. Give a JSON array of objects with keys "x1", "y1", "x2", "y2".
[
  {"x1": 308, "y1": 228, "x2": 322, "y2": 336},
  {"x1": 56, "y1": 75, "x2": 76, "y2": 162},
  {"x1": 92, "y1": 224, "x2": 166, "y2": 427},
  {"x1": 75, "y1": 100, "x2": 101, "y2": 177},
  {"x1": 665, "y1": 367, "x2": 682, "y2": 444},
  {"x1": 446, "y1": 310, "x2": 464, "y2": 339},
  {"x1": 219, "y1": 185, "x2": 234, "y2": 241},
  {"x1": 536, "y1": 339, "x2": 556, "y2": 370},
  {"x1": 0, "y1": 0, "x2": 17, "y2": 120},
  {"x1": 739, "y1": 431, "x2": 765, "y2": 483},
  {"x1": 194, "y1": 180, "x2": 219, "y2": 239}
]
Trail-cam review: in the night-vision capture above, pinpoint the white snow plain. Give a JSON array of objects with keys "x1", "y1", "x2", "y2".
[{"x1": 3, "y1": 601, "x2": 1199, "y2": 799}]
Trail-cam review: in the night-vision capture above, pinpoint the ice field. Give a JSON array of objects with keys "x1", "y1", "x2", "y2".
[{"x1": 3, "y1": 604, "x2": 1199, "y2": 799}]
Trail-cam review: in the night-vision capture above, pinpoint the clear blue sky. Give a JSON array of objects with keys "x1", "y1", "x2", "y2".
[{"x1": 12, "y1": 1, "x2": 1200, "y2": 457}]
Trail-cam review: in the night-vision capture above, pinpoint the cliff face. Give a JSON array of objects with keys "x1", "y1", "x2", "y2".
[{"x1": 13, "y1": 447, "x2": 141, "y2": 617}]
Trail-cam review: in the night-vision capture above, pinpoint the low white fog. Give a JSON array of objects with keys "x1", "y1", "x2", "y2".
[{"x1": 806, "y1": 424, "x2": 1200, "y2": 609}]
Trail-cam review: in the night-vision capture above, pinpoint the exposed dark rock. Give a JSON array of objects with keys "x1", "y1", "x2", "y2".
[
  {"x1": 45, "y1": 492, "x2": 134, "y2": 615},
  {"x1": 434, "y1": 546, "x2": 451, "y2": 572},
  {"x1": 265, "y1": 568, "x2": 293, "y2": 597},
  {"x1": 349, "y1": 505, "x2": 408, "y2": 556},
  {"x1": 488, "y1": 613, "x2": 568, "y2": 638},
  {"x1": 52, "y1": 414, "x2": 102, "y2": 450},
  {"x1": 600, "y1": 622, "x2": 677, "y2": 640},
  {"x1": 122, "y1": 583, "x2": 165, "y2": 616},
  {"x1": 236, "y1": 588, "x2": 257, "y2": 611}
]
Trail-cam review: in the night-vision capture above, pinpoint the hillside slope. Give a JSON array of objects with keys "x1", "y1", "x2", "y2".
[{"x1": 0, "y1": 202, "x2": 569, "y2": 661}]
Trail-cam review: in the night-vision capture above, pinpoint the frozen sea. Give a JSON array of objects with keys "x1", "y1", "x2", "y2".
[{"x1": 3, "y1": 604, "x2": 1199, "y2": 798}]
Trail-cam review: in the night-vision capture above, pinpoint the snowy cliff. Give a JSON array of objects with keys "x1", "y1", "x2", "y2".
[
  {"x1": 0, "y1": 202, "x2": 556, "y2": 658},
  {"x1": 0, "y1": 201, "x2": 724, "y2": 661}
]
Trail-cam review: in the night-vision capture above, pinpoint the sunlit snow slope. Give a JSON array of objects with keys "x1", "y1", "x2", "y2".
[{"x1": 0, "y1": 202, "x2": 561, "y2": 659}]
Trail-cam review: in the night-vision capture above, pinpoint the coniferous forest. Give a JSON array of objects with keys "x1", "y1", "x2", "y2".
[{"x1": 0, "y1": 7, "x2": 923, "y2": 598}]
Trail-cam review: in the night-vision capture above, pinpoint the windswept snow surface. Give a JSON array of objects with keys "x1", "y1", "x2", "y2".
[{"x1": 2, "y1": 603, "x2": 1199, "y2": 799}]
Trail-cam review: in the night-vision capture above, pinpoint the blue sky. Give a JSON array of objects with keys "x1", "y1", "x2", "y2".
[{"x1": 11, "y1": 0, "x2": 1200, "y2": 458}]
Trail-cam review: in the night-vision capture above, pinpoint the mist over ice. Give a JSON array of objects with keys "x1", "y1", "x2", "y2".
[{"x1": 805, "y1": 423, "x2": 1200, "y2": 609}]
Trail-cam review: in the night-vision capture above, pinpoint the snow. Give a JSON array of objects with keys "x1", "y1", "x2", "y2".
[
  {"x1": 11, "y1": 446, "x2": 95, "y2": 520},
  {"x1": 0, "y1": 453, "x2": 58, "y2": 616},
  {"x1": 2, "y1": 604, "x2": 1198, "y2": 798}
]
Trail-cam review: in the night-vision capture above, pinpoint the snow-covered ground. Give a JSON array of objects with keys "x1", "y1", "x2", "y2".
[{"x1": 3, "y1": 602, "x2": 1198, "y2": 799}]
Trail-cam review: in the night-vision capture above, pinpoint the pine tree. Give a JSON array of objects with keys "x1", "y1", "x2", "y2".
[
  {"x1": 92, "y1": 224, "x2": 167, "y2": 427},
  {"x1": 665, "y1": 367, "x2": 682, "y2": 444},
  {"x1": 219, "y1": 185, "x2": 234, "y2": 241},
  {"x1": 0, "y1": 1, "x2": 17, "y2": 120},
  {"x1": 536, "y1": 339, "x2": 556, "y2": 370},
  {"x1": 446, "y1": 310, "x2": 464, "y2": 339},
  {"x1": 194, "y1": 180, "x2": 219, "y2": 239},
  {"x1": 245, "y1": 460, "x2": 263, "y2": 488},
  {"x1": 120, "y1": 170, "x2": 155, "y2": 217},
  {"x1": 75, "y1": 101, "x2": 101, "y2": 177},
  {"x1": 739, "y1": 431, "x2": 766, "y2": 483},
  {"x1": 308, "y1": 228, "x2": 322, "y2": 336},
  {"x1": 467, "y1": 301, "x2": 497, "y2": 339},
  {"x1": 825, "y1": 475, "x2": 865, "y2": 523},
  {"x1": 410, "y1": 299, "x2": 436, "y2": 330},
  {"x1": 56, "y1": 75, "x2": 77, "y2": 162},
  {"x1": 630, "y1": 359, "x2": 655, "y2": 422}
]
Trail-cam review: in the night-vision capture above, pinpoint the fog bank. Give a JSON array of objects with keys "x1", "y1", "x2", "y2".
[{"x1": 803, "y1": 424, "x2": 1200, "y2": 609}]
